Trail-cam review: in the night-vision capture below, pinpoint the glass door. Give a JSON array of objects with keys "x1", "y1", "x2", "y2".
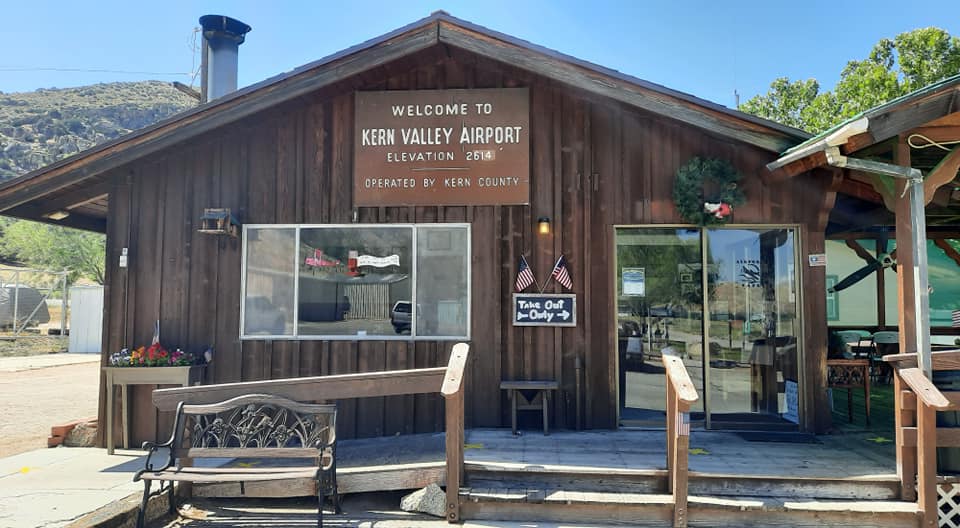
[
  {"x1": 704, "y1": 228, "x2": 800, "y2": 430},
  {"x1": 616, "y1": 226, "x2": 802, "y2": 430},
  {"x1": 616, "y1": 228, "x2": 705, "y2": 425}
]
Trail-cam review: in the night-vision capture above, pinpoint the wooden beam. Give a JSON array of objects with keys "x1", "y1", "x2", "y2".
[
  {"x1": 898, "y1": 367, "x2": 952, "y2": 410},
  {"x1": 152, "y1": 367, "x2": 447, "y2": 411},
  {"x1": 440, "y1": 343, "x2": 469, "y2": 397},
  {"x1": 902, "y1": 427, "x2": 960, "y2": 447},
  {"x1": 934, "y1": 238, "x2": 960, "y2": 268},
  {"x1": 923, "y1": 146, "x2": 960, "y2": 205},
  {"x1": 436, "y1": 23, "x2": 796, "y2": 153},
  {"x1": 0, "y1": 209, "x2": 107, "y2": 233},
  {"x1": 837, "y1": 176, "x2": 885, "y2": 205},
  {"x1": 841, "y1": 132, "x2": 881, "y2": 155},
  {"x1": 662, "y1": 354, "x2": 699, "y2": 405},
  {"x1": 894, "y1": 139, "x2": 919, "y2": 357},
  {"x1": 869, "y1": 87, "x2": 960, "y2": 144},
  {"x1": 844, "y1": 239, "x2": 875, "y2": 262},
  {"x1": 884, "y1": 350, "x2": 960, "y2": 371},
  {"x1": 772, "y1": 151, "x2": 829, "y2": 179},
  {"x1": 905, "y1": 125, "x2": 960, "y2": 144}
]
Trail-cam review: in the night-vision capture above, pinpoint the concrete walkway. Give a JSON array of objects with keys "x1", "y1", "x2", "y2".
[
  {"x1": 0, "y1": 445, "x2": 626, "y2": 528},
  {"x1": 0, "y1": 352, "x2": 99, "y2": 372},
  {"x1": 0, "y1": 447, "x2": 143, "y2": 528}
]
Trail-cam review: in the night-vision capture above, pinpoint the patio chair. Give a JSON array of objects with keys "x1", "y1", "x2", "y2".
[
  {"x1": 871, "y1": 331, "x2": 898, "y2": 384},
  {"x1": 835, "y1": 330, "x2": 867, "y2": 358}
]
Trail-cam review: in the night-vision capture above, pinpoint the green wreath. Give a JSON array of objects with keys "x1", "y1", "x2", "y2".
[{"x1": 672, "y1": 157, "x2": 746, "y2": 225}]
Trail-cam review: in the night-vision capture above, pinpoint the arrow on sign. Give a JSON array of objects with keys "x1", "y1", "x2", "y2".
[
  {"x1": 517, "y1": 312, "x2": 528, "y2": 320},
  {"x1": 559, "y1": 310, "x2": 570, "y2": 319}
]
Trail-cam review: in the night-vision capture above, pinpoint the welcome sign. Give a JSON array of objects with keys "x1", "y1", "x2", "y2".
[{"x1": 354, "y1": 88, "x2": 530, "y2": 206}]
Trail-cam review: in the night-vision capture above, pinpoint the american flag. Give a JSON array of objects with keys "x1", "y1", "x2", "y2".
[
  {"x1": 516, "y1": 255, "x2": 536, "y2": 292},
  {"x1": 551, "y1": 255, "x2": 573, "y2": 290}
]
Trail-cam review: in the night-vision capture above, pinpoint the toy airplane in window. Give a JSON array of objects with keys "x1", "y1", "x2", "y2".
[
  {"x1": 829, "y1": 235, "x2": 896, "y2": 293},
  {"x1": 198, "y1": 208, "x2": 240, "y2": 237}
]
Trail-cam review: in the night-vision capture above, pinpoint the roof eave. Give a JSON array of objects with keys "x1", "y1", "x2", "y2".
[{"x1": 0, "y1": 11, "x2": 808, "y2": 213}]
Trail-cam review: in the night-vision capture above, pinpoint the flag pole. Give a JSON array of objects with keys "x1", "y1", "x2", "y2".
[
  {"x1": 541, "y1": 255, "x2": 564, "y2": 293},
  {"x1": 519, "y1": 254, "x2": 542, "y2": 293}
]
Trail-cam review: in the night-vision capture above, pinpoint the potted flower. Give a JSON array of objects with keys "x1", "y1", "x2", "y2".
[{"x1": 109, "y1": 344, "x2": 212, "y2": 367}]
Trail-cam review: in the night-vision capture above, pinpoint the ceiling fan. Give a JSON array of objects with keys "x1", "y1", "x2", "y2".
[{"x1": 828, "y1": 235, "x2": 897, "y2": 293}]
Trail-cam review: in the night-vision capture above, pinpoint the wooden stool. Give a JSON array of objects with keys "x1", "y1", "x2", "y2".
[{"x1": 500, "y1": 380, "x2": 558, "y2": 435}]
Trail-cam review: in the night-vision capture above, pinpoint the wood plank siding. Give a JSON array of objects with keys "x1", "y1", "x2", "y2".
[{"x1": 98, "y1": 47, "x2": 831, "y2": 446}]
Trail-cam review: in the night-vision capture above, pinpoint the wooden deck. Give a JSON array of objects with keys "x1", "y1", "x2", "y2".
[{"x1": 193, "y1": 428, "x2": 914, "y2": 526}]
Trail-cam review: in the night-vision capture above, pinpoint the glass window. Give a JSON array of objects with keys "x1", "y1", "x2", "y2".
[
  {"x1": 242, "y1": 227, "x2": 297, "y2": 337},
  {"x1": 241, "y1": 224, "x2": 470, "y2": 340},
  {"x1": 298, "y1": 226, "x2": 412, "y2": 337},
  {"x1": 416, "y1": 226, "x2": 470, "y2": 337}
]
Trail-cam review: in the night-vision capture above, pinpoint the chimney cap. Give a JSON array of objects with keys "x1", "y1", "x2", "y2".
[{"x1": 199, "y1": 15, "x2": 251, "y2": 43}]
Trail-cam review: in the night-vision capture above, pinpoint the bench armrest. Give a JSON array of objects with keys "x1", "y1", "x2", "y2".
[{"x1": 133, "y1": 402, "x2": 185, "y2": 481}]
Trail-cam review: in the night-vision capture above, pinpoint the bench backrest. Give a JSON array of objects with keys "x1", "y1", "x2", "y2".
[{"x1": 171, "y1": 393, "x2": 336, "y2": 466}]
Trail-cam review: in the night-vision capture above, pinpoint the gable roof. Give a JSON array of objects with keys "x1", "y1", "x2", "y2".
[
  {"x1": 0, "y1": 11, "x2": 809, "y2": 227},
  {"x1": 767, "y1": 73, "x2": 960, "y2": 177}
]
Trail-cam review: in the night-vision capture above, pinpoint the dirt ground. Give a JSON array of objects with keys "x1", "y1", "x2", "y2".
[{"x1": 0, "y1": 358, "x2": 99, "y2": 458}]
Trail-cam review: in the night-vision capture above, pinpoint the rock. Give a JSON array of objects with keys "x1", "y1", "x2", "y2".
[
  {"x1": 400, "y1": 483, "x2": 447, "y2": 518},
  {"x1": 63, "y1": 421, "x2": 97, "y2": 447}
]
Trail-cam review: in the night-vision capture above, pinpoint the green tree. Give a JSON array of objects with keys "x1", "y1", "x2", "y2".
[
  {"x1": 742, "y1": 27, "x2": 960, "y2": 133},
  {"x1": 739, "y1": 77, "x2": 820, "y2": 130},
  {"x1": 0, "y1": 219, "x2": 105, "y2": 285}
]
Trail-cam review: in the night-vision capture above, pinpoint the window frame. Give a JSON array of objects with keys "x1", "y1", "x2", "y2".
[{"x1": 239, "y1": 223, "x2": 471, "y2": 341}]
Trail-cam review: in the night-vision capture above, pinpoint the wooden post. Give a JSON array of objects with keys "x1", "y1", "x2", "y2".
[
  {"x1": 662, "y1": 354, "x2": 697, "y2": 528},
  {"x1": 894, "y1": 371, "x2": 917, "y2": 501},
  {"x1": 917, "y1": 401, "x2": 937, "y2": 527},
  {"x1": 441, "y1": 343, "x2": 469, "y2": 523},
  {"x1": 666, "y1": 377, "x2": 675, "y2": 479},
  {"x1": 893, "y1": 133, "x2": 933, "y2": 379},
  {"x1": 894, "y1": 139, "x2": 920, "y2": 361},
  {"x1": 674, "y1": 399, "x2": 690, "y2": 528}
]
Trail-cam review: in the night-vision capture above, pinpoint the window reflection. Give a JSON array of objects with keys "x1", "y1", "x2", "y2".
[
  {"x1": 298, "y1": 227, "x2": 412, "y2": 337},
  {"x1": 243, "y1": 228, "x2": 297, "y2": 336}
]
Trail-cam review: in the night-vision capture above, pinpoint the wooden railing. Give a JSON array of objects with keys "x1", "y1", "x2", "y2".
[
  {"x1": 441, "y1": 343, "x2": 468, "y2": 522},
  {"x1": 663, "y1": 354, "x2": 700, "y2": 528},
  {"x1": 152, "y1": 343, "x2": 470, "y2": 522},
  {"x1": 885, "y1": 349, "x2": 960, "y2": 528}
]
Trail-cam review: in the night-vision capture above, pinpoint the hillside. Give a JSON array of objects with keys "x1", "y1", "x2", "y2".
[{"x1": 0, "y1": 81, "x2": 197, "y2": 181}]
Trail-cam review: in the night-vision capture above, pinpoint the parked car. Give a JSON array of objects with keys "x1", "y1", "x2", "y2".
[{"x1": 391, "y1": 301, "x2": 412, "y2": 334}]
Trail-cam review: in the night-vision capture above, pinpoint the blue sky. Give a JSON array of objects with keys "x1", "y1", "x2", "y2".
[{"x1": 1, "y1": 1, "x2": 957, "y2": 108}]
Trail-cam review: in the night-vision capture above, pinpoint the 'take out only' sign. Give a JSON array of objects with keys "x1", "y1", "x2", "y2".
[{"x1": 512, "y1": 293, "x2": 577, "y2": 327}]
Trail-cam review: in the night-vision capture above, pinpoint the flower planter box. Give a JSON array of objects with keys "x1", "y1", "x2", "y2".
[{"x1": 103, "y1": 365, "x2": 205, "y2": 454}]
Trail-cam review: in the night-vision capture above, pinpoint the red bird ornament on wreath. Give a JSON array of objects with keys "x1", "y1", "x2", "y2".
[{"x1": 703, "y1": 201, "x2": 732, "y2": 220}]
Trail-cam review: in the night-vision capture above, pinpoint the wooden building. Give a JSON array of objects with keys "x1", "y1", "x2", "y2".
[{"x1": 0, "y1": 12, "x2": 846, "y2": 447}]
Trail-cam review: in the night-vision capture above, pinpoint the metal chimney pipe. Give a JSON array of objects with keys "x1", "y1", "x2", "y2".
[{"x1": 199, "y1": 15, "x2": 251, "y2": 103}]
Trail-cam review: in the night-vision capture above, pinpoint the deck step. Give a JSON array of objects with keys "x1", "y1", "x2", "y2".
[
  {"x1": 460, "y1": 487, "x2": 919, "y2": 527},
  {"x1": 466, "y1": 461, "x2": 901, "y2": 500}
]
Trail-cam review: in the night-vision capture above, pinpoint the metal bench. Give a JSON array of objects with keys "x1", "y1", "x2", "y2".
[{"x1": 133, "y1": 394, "x2": 337, "y2": 528}]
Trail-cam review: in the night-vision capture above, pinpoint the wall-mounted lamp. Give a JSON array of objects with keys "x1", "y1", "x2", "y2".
[
  {"x1": 43, "y1": 210, "x2": 70, "y2": 221},
  {"x1": 538, "y1": 216, "x2": 551, "y2": 235}
]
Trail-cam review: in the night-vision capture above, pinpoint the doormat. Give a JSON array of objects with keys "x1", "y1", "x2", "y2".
[{"x1": 735, "y1": 432, "x2": 821, "y2": 444}]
